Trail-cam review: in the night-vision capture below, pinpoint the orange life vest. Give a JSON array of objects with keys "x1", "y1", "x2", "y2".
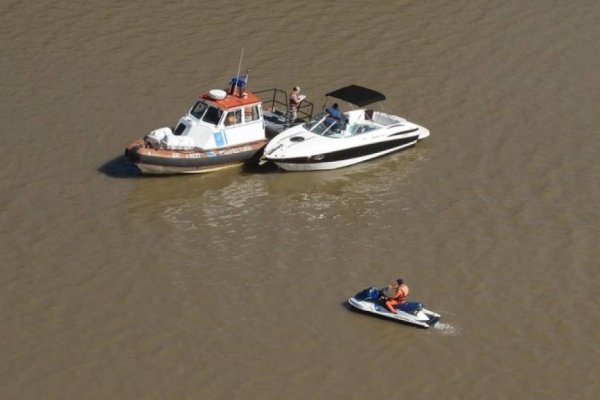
[{"x1": 392, "y1": 284, "x2": 409, "y2": 303}]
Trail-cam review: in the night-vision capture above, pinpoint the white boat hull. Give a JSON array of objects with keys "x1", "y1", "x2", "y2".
[
  {"x1": 263, "y1": 107, "x2": 430, "y2": 172},
  {"x1": 272, "y1": 138, "x2": 418, "y2": 171}
]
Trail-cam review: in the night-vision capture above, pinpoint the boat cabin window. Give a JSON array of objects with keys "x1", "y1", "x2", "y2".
[
  {"x1": 202, "y1": 106, "x2": 223, "y2": 125},
  {"x1": 173, "y1": 123, "x2": 186, "y2": 135},
  {"x1": 190, "y1": 101, "x2": 208, "y2": 119},
  {"x1": 225, "y1": 109, "x2": 242, "y2": 126},
  {"x1": 244, "y1": 105, "x2": 259, "y2": 123}
]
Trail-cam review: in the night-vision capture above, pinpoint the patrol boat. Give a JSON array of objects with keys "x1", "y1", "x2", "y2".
[{"x1": 124, "y1": 76, "x2": 313, "y2": 175}]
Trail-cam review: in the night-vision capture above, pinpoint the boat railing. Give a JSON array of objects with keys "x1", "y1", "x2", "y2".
[{"x1": 255, "y1": 88, "x2": 314, "y2": 124}]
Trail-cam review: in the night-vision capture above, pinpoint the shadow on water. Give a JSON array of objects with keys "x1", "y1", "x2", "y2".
[
  {"x1": 240, "y1": 160, "x2": 281, "y2": 175},
  {"x1": 98, "y1": 155, "x2": 142, "y2": 179}
]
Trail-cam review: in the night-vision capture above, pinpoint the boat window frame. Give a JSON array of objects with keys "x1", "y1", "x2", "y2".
[
  {"x1": 243, "y1": 105, "x2": 260, "y2": 123},
  {"x1": 303, "y1": 112, "x2": 346, "y2": 137},
  {"x1": 224, "y1": 109, "x2": 242, "y2": 126},
  {"x1": 190, "y1": 100, "x2": 209, "y2": 120},
  {"x1": 202, "y1": 105, "x2": 224, "y2": 125}
]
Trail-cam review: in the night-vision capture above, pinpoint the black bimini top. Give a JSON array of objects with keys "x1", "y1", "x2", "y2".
[{"x1": 325, "y1": 85, "x2": 386, "y2": 107}]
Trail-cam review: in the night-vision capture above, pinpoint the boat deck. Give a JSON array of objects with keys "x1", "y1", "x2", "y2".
[
  {"x1": 255, "y1": 88, "x2": 314, "y2": 138},
  {"x1": 262, "y1": 109, "x2": 301, "y2": 138}
]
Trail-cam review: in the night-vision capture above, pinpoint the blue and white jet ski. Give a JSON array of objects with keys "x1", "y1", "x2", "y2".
[{"x1": 348, "y1": 287, "x2": 441, "y2": 328}]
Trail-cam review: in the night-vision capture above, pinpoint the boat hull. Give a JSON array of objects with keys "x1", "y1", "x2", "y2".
[
  {"x1": 267, "y1": 134, "x2": 420, "y2": 172},
  {"x1": 125, "y1": 138, "x2": 267, "y2": 175}
]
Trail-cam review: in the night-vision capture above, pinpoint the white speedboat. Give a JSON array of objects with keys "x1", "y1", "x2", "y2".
[
  {"x1": 348, "y1": 287, "x2": 441, "y2": 329},
  {"x1": 262, "y1": 85, "x2": 429, "y2": 171}
]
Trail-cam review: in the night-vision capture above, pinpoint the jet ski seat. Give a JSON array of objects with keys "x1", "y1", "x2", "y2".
[{"x1": 397, "y1": 302, "x2": 424, "y2": 314}]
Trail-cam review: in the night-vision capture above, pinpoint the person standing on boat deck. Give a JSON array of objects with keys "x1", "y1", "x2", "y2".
[
  {"x1": 385, "y1": 278, "x2": 409, "y2": 314},
  {"x1": 289, "y1": 86, "x2": 304, "y2": 122}
]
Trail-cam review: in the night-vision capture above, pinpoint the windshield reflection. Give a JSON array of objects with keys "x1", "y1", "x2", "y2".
[
  {"x1": 189, "y1": 101, "x2": 223, "y2": 125},
  {"x1": 302, "y1": 112, "x2": 346, "y2": 136}
]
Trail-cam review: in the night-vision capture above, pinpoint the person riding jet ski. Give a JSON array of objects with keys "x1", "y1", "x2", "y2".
[
  {"x1": 347, "y1": 279, "x2": 441, "y2": 328},
  {"x1": 385, "y1": 278, "x2": 410, "y2": 314}
]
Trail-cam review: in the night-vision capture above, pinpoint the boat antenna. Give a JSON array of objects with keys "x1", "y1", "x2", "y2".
[{"x1": 234, "y1": 48, "x2": 244, "y2": 97}]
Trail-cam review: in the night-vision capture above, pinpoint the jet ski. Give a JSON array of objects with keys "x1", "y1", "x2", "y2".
[{"x1": 348, "y1": 287, "x2": 441, "y2": 328}]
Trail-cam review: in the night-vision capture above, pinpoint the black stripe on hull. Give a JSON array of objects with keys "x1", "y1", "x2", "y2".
[
  {"x1": 273, "y1": 134, "x2": 419, "y2": 164},
  {"x1": 388, "y1": 127, "x2": 419, "y2": 137}
]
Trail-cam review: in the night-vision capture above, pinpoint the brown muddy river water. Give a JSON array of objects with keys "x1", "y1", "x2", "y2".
[{"x1": 1, "y1": 1, "x2": 599, "y2": 399}]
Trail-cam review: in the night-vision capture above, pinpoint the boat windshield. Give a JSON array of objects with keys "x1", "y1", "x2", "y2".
[
  {"x1": 302, "y1": 112, "x2": 346, "y2": 136},
  {"x1": 202, "y1": 106, "x2": 223, "y2": 125},
  {"x1": 189, "y1": 101, "x2": 223, "y2": 125},
  {"x1": 190, "y1": 101, "x2": 208, "y2": 119}
]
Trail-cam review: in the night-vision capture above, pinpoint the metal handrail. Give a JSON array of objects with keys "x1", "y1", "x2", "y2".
[{"x1": 255, "y1": 88, "x2": 314, "y2": 125}]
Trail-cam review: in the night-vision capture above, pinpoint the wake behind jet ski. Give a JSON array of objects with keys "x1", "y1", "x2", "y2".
[{"x1": 347, "y1": 280, "x2": 440, "y2": 328}]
